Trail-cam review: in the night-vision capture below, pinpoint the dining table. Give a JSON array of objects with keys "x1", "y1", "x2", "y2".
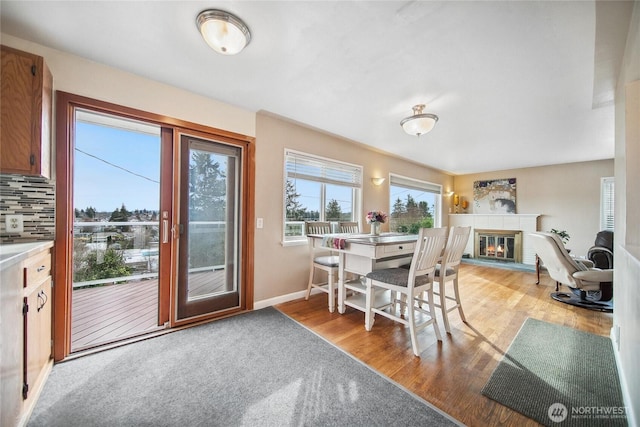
[{"x1": 307, "y1": 232, "x2": 418, "y2": 314}]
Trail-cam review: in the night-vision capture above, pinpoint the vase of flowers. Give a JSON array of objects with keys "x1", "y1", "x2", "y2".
[{"x1": 366, "y1": 210, "x2": 388, "y2": 236}]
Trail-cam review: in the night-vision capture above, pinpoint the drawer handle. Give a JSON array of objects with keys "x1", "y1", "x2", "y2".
[
  {"x1": 399, "y1": 246, "x2": 403, "y2": 250},
  {"x1": 37, "y1": 290, "x2": 48, "y2": 312},
  {"x1": 37, "y1": 265, "x2": 47, "y2": 272}
]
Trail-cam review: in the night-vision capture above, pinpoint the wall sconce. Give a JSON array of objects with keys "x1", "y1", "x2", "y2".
[{"x1": 371, "y1": 177, "x2": 386, "y2": 186}]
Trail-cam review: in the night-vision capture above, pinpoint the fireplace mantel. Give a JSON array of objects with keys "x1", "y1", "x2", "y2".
[{"x1": 449, "y1": 214, "x2": 541, "y2": 265}]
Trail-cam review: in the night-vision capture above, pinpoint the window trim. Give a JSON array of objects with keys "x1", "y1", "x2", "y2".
[{"x1": 600, "y1": 176, "x2": 614, "y2": 231}]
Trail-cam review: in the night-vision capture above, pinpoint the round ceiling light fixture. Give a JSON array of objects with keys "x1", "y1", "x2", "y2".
[
  {"x1": 197, "y1": 9, "x2": 251, "y2": 55},
  {"x1": 400, "y1": 104, "x2": 439, "y2": 137}
]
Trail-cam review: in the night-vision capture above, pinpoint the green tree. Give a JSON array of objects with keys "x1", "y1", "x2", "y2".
[
  {"x1": 189, "y1": 151, "x2": 226, "y2": 221},
  {"x1": 325, "y1": 199, "x2": 342, "y2": 221},
  {"x1": 74, "y1": 247, "x2": 132, "y2": 283},
  {"x1": 391, "y1": 197, "x2": 405, "y2": 220},
  {"x1": 110, "y1": 203, "x2": 131, "y2": 231},
  {"x1": 188, "y1": 151, "x2": 227, "y2": 269},
  {"x1": 285, "y1": 179, "x2": 307, "y2": 220}
]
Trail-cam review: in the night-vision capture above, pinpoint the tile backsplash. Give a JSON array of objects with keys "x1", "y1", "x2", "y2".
[{"x1": 1, "y1": 174, "x2": 55, "y2": 243}]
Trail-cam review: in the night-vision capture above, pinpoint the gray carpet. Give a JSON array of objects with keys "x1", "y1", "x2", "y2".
[
  {"x1": 29, "y1": 307, "x2": 460, "y2": 427},
  {"x1": 482, "y1": 318, "x2": 627, "y2": 426}
]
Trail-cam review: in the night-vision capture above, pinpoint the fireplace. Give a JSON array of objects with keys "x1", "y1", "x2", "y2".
[{"x1": 474, "y1": 229, "x2": 522, "y2": 263}]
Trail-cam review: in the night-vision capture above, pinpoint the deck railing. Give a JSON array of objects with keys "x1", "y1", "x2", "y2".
[{"x1": 73, "y1": 220, "x2": 224, "y2": 289}]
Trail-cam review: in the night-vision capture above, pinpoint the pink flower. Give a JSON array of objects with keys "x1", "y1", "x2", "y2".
[{"x1": 366, "y1": 210, "x2": 388, "y2": 224}]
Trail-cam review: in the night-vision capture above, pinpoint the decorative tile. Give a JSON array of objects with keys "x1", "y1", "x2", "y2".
[{"x1": 0, "y1": 174, "x2": 55, "y2": 243}]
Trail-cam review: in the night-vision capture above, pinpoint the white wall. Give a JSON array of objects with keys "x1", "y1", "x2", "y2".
[{"x1": 613, "y1": 2, "x2": 640, "y2": 424}]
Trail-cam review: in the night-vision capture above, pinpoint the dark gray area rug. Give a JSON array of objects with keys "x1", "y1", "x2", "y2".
[
  {"x1": 482, "y1": 318, "x2": 627, "y2": 426},
  {"x1": 29, "y1": 307, "x2": 460, "y2": 426}
]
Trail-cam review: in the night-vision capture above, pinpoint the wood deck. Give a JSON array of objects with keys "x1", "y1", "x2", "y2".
[{"x1": 71, "y1": 269, "x2": 226, "y2": 352}]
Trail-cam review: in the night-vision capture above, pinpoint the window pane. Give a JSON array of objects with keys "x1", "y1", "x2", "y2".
[
  {"x1": 284, "y1": 150, "x2": 362, "y2": 242},
  {"x1": 389, "y1": 180, "x2": 439, "y2": 234},
  {"x1": 326, "y1": 184, "x2": 353, "y2": 221}
]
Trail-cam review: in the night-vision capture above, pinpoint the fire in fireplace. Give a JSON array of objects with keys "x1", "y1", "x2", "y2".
[{"x1": 474, "y1": 229, "x2": 522, "y2": 263}]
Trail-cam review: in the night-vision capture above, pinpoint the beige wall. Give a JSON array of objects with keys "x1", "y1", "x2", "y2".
[
  {"x1": 613, "y1": 2, "x2": 640, "y2": 424},
  {"x1": 254, "y1": 112, "x2": 454, "y2": 302},
  {"x1": 453, "y1": 159, "x2": 614, "y2": 256},
  {"x1": 0, "y1": 34, "x2": 255, "y2": 141}
]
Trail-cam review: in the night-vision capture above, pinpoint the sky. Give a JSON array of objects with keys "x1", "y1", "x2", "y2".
[
  {"x1": 74, "y1": 121, "x2": 160, "y2": 213},
  {"x1": 74, "y1": 113, "x2": 438, "y2": 218}
]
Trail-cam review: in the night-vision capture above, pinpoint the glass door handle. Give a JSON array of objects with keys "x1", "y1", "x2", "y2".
[{"x1": 163, "y1": 219, "x2": 169, "y2": 243}]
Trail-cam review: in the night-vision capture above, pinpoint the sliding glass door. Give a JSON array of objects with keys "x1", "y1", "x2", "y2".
[
  {"x1": 71, "y1": 110, "x2": 164, "y2": 352},
  {"x1": 55, "y1": 92, "x2": 254, "y2": 360}
]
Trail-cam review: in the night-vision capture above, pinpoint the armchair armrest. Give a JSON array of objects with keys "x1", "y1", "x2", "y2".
[
  {"x1": 588, "y1": 246, "x2": 613, "y2": 256},
  {"x1": 573, "y1": 269, "x2": 613, "y2": 283},
  {"x1": 576, "y1": 259, "x2": 595, "y2": 268}
]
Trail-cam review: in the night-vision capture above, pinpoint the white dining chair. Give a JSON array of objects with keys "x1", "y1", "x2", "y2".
[
  {"x1": 339, "y1": 221, "x2": 360, "y2": 234},
  {"x1": 433, "y1": 226, "x2": 472, "y2": 333},
  {"x1": 364, "y1": 227, "x2": 448, "y2": 356},
  {"x1": 304, "y1": 221, "x2": 339, "y2": 312}
]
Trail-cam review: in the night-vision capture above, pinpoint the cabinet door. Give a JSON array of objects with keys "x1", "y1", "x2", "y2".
[
  {"x1": 23, "y1": 279, "x2": 52, "y2": 399},
  {"x1": 0, "y1": 45, "x2": 52, "y2": 177}
]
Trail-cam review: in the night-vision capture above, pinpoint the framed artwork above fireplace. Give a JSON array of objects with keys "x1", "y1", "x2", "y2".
[{"x1": 473, "y1": 178, "x2": 517, "y2": 214}]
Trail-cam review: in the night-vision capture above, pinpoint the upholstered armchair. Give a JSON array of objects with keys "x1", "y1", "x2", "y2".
[
  {"x1": 587, "y1": 230, "x2": 614, "y2": 269},
  {"x1": 530, "y1": 232, "x2": 613, "y2": 312}
]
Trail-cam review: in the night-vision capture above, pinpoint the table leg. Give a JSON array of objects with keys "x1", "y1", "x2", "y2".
[
  {"x1": 535, "y1": 254, "x2": 540, "y2": 285},
  {"x1": 337, "y1": 252, "x2": 346, "y2": 314}
]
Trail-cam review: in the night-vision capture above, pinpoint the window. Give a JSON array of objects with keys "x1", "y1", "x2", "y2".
[
  {"x1": 600, "y1": 177, "x2": 614, "y2": 231},
  {"x1": 284, "y1": 149, "x2": 362, "y2": 242},
  {"x1": 389, "y1": 174, "x2": 442, "y2": 233}
]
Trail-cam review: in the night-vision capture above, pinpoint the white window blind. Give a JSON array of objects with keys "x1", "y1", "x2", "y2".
[
  {"x1": 285, "y1": 150, "x2": 362, "y2": 187},
  {"x1": 389, "y1": 174, "x2": 442, "y2": 194},
  {"x1": 600, "y1": 177, "x2": 614, "y2": 231}
]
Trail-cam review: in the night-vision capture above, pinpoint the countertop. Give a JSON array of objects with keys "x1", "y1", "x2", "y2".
[{"x1": 0, "y1": 241, "x2": 54, "y2": 269}]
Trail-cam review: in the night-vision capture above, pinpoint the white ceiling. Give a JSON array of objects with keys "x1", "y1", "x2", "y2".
[{"x1": 0, "y1": 1, "x2": 633, "y2": 174}]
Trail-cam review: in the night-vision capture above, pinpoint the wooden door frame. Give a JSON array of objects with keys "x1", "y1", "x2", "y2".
[{"x1": 53, "y1": 91, "x2": 255, "y2": 361}]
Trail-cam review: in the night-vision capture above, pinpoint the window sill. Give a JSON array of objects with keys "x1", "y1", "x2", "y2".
[{"x1": 281, "y1": 239, "x2": 307, "y2": 247}]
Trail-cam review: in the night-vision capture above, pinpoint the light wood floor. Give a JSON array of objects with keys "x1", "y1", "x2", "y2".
[{"x1": 275, "y1": 262, "x2": 613, "y2": 427}]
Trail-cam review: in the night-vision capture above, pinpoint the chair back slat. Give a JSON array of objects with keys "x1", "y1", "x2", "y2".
[
  {"x1": 305, "y1": 221, "x2": 332, "y2": 235},
  {"x1": 339, "y1": 222, "x2": 359, "y2": 233},
  {"x1": 441, "y1": 226, "x2": 472, "y2": 270},
  {"x1": 409, "y1": 227, "x2": 448, "y2": 288}
]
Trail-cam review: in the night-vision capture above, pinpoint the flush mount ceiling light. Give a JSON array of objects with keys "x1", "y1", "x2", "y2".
[
  {"x1": 197, "y1": 9, "x2": 251, "y2": 55},
  {"x1": 400, "y1": 104, "x2": 439, "y2": 137}
]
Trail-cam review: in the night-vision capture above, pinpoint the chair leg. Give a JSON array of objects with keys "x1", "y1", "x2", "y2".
[
  {"x1": 305, "y1": 264, "x2": 315, "y2": 301},
  {"x1": 406, "y1": 299, "x2": 421, "y2": 356},
  {"x1": 427, "y1": 287, "x2": 443, "y2": 342},
  {"x1": 438, "y1": 280, "x2": 451, "y2": 334},
  {"x1": 453, "y1": 277, "x2": 466, "y2": 323}
]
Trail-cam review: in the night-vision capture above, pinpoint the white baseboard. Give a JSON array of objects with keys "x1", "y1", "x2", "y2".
[
  {"x1": 610, "y1": 327, "x2": 637, "y2": 427},
  {"x1": 254, "y1": 289, "x2": 312, "y2": 310}
]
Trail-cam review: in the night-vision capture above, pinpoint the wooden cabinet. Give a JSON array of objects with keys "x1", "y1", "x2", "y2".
[
  {"x1": 0, "y1": 243, "x2": 53, "y2": 427},
  {"x1": 0, "y1": 45, "x2": 52, "y2": 178},
  {"x1": 22, "y1": 249, "x2": 52, "y2": 402}
]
